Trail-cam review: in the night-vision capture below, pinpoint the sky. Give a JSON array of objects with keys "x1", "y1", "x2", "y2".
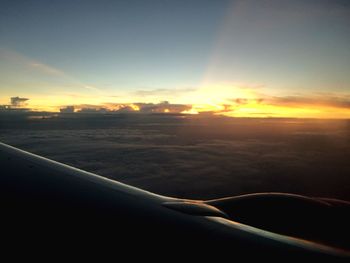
[{"x1": 1, "y1": 0, "x2": 350, "y2": 117}]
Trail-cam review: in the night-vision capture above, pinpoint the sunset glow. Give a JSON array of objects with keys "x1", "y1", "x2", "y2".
[
  {"x1": 1, "y1": 89, "x2": 349, "y2": 119},
  {"x1": 1, "y1": 1, "x2": 349, "y2": 119},
  {"x1": 2, "y1": 82, "x2": 347, "y2": 119}
]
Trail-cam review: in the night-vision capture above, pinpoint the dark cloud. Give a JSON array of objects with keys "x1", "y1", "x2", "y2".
[
  {"x1": 60, "y1": 106, "x2": 75, "y2": 113},
  {"x1": 78, "y1": 108, "x2": 108, "y2": 113},
  {"x1": 71, "y1": 101, "x2": 191, "y2": 114},
  {"x1": 11, "y1": 96, "x2": 29, "y2": 107},
  {"x1": 1, "y1": 115, "x2": 349, "y2": 201},
  {"x1": 136, "y1": 101, "x2": 191, "y2": 113},
  {"x1": 113, "y1": 105, "x2": 135, "y2": 113},
  {"x1": 75, "y1": 104, "x2": 107, "y2": 110}
]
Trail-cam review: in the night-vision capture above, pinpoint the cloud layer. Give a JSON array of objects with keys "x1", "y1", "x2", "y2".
[
  {"x1": 1, "y1": 115, "x2": 349, "y2": 201},
  {"x1": 68, "y1": 101, "x2": 192, "y2": 114},
  {"x1": 2, "y1": 86, "x2": 350, "y2": 118}
]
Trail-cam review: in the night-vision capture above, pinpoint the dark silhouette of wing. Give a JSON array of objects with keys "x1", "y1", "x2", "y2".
[{"x1": 0, "y1": 142, "x2": 349, "y2": 260}]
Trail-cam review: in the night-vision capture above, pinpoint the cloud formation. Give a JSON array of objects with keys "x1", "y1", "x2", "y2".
[
  {"x1": 227, "y1": 93, "x2": 350, "y2": 109},
  {"x1": 1, "y1": 115, "x2": 349, "y2": 201},
  {"x1": 11, "y1": 97, "x2": 29, "y2": 107},
  {"x1": 3, "y1": 88, "x2": 350, "y2": 118},
  {"x1": 136, "y1": 101, "x2": 191, "y2": 113},
  {"x1": 266, "y1": 95, "x2": 350, "y2": 109},
  {"x1": 72, "y1": 101, "x2": 191, "y2": 114}
]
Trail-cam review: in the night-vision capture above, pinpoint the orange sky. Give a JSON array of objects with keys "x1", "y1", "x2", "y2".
[
  {"x1": 1, "y1": 84, "x2": 349, "y2": 119},
  {"x1": 1, "y1": 1, "x2": 350, "y2": 119}
]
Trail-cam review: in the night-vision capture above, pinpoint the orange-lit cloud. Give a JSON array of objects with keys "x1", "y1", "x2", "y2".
[
  {"x1": 1, "y1": 59, "x2": 349, "y2": 120},
  {"x1": 201, "y1": 93, "x2": 350, "y2": 118},
  {"x1": 58, "y1": 101, "x2": 191, "y2": 114},
  {"x1": 3, "y1": 88, "x2": 350, "y2": 119},
  {"x1": 265, "y1": 95, "x2": 350, "y2": 109}
]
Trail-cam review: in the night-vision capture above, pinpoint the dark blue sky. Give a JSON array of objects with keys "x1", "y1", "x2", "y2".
[{"x1": 0, "y1": 0, "x2": 350, "y2": 116}]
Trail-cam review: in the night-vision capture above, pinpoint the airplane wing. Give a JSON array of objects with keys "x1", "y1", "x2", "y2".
[{"x1": 0, "y1": 142, "x2": 349, "y2": 259}]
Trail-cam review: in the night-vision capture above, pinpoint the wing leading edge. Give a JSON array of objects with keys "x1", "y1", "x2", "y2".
[{"x1": 0, "y1": 142, "x2": 349, "y2": 259}]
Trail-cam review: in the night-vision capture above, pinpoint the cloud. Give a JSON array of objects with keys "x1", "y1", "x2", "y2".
[
  {"x1": 59, "y1": 106, "x2": 75, "y2": 113},
  {"x1": 189, "y1": 92, "x2": 350, "y2": 118},
  {"x1": 63, "y1": 93, "x2": 98, "y2": 99},
  {"x1": 0, "y1": 48, "x2": 101, "y2": 93},
  {"x1": 1, "y1": 116, "x2": 349, "y2": 201},
  {"x1": 136, "y1": 101, "x2": 191, "y2": 113},
  {"x1": 265, "y1": 94, "x2": 350, "y2": 109},
  {"x1": 11, "y1": 96, "x2": 29, "y2": 107},
  {"x1": 226, "y1": 93, "x2": 350, "y2": 109},
  {"x1": 231, "y1": 98, "x2": 249, "y2": 105},
  {"x1": 134, "y1": 88, "x2": 196, "y2": 97},
  {"x1": 29, "y1": 62, "x2": 65, "y2": 76},
  {"x1": 1, "y1": 48, "x2": 66, "y2": 78},
  {"x1": 73, "y1": 104, "x2": 108, "y2": 112},
  {"x1": 59, "y1": 93, "x2": 350, "y2": 118},
  {"x1": 63, "y1": 103, "x2": 136, "y2": 113},
  {"x1": 70, "y1": 101, "x2": 192, "y2": 114}
]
